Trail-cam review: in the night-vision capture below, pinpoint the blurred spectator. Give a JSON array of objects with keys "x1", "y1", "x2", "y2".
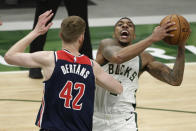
[{"x1": 29, "y1": 0, "x2": 92, "y2": 79}]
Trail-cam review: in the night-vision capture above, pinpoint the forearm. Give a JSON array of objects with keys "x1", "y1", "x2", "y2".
[
  {"x1": 93, "y1": 61, "x2": 123, "y2": 94},
  {"x1": 147, "y1": 46, "x2": 185, "y2": 86},
  {"x1": 171, "y1": 46, "x2": 185, "y2": 85},
  {"x1": 96, "y1": 75, "x2": 123, "y2": 94},
  {"x1": 4, "y1": 31, "x2": 39, "y2": 65},
  {"x1": 6, "y1": 31, "x2": 39, "y2": 55},
  {"x1": 116, "y1": 36, "x2": 154, "y2": 63},
  {"x1": 114, "y1": 21, "x2": 176, "y2": 63}
]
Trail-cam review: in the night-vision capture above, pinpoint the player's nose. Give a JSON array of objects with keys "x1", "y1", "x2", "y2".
[{"x1": 122, "y1": 24, "x2": 128, "y2": 29}]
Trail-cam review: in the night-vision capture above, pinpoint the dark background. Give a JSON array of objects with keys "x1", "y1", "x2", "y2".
[{"x1": 0, "y1": 0, "x2": 96, "y2": 9}]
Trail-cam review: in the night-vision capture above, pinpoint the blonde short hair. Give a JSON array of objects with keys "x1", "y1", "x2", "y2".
[{"x1": 60, "y1": 16, "x2": 86, "y2": 43}]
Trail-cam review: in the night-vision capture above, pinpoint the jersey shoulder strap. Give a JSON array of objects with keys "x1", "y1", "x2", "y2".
[{"x1": 55, "y1": 50, "x2": 92, "y2": 66}]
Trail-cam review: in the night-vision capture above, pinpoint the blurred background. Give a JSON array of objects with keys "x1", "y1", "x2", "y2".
[
  {"x1": 1, "y1": 0, "x2": 196, "y2": 71},
  {"x1": 0, "y1": 0, "x2": 196, "y2": 131}
]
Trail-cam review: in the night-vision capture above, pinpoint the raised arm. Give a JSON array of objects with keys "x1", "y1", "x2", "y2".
[
  {"x1": 4, "y1": 10, "x2": 53, "y2": 68},
  {"x1": 98, "y1": 21, "x2": 176, "y2": 64},
  {"x1": 93, "y1": 60, "x2": 123, "y2": 94},
  {"x1": 141, "y1": 43, "x2": 185, "y2": 86}
]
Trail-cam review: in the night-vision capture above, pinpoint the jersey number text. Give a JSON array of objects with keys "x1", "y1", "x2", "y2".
[{"x1": 59, "y1": 81, "x2": 85, "y2": 110}]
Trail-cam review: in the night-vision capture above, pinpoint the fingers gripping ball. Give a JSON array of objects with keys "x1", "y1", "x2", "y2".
[{"x1": 160, "y1": 14, "x2": 191, "y2": 45}]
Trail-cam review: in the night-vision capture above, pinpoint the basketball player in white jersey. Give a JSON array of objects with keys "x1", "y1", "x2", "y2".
[{"x1": 93, "y1": 17, "x2": 186, "y2": 131}]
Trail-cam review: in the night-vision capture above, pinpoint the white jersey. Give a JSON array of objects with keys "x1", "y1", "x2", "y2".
[{"x1": 94, "y1": 56, "x2": 140, "y2": 114}]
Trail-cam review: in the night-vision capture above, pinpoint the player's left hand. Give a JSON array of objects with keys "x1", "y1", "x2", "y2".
[
  {"x1": 178, "y1": 29, "x2": 191, "y2": 47},
  {"x1": 34, "y1": 10, "x2": 54, "y2": 35}
]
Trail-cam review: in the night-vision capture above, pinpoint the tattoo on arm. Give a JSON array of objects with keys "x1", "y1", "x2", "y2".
[{"x1": 146, "y1": 47, "x2": 185, "y2": 86}]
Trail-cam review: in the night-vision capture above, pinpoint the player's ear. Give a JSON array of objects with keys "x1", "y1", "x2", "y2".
[
  {"x1": 79, "y1": 32, "x2": 84, "y2": 43},
  {"x1": 78, "y1": 32, "x2": 84, "y2": 46}
]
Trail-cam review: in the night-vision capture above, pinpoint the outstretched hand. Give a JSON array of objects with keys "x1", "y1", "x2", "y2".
[
  {"x1": 151, "y1": 20, "x2": 176, "y2": 42},
  {"x1": 33, "y1": 10, "x2": 54, "y2": 35}
]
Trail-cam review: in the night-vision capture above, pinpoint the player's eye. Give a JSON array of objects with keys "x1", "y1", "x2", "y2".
[
  {"x1": 117, "y1": 23, "x2": 123, "y2": 26},
  {"x1": 127, "y1": 23, "x2": 133, "y2": 28}
]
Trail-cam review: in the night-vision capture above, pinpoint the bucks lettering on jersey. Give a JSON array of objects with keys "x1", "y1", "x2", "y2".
[
  {"x1": 108, "y1": 63, "x2": 137, "y2": 82},
  {"x1": 94, "y1": 56, "x2": 140, "y2": 114}
]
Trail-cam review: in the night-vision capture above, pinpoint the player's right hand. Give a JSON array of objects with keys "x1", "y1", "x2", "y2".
[
  {"x1": 151, "y1": 21, "x2": 176, "y2": 42},
  {"x1": 33, "y1": 10, "x2": 54, "y2": 35}
]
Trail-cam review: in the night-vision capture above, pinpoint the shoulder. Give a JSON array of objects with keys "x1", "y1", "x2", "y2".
[
  {"x1": 100, "y1": 38, "x2": 114, "y2": 44},
  {"x1": 36, "y1": 51, "x2": 54, "y2": 63},
  {"x1": 35, "y1": 50, "x2": 53, "y2": 55},
  {"x1": 29, "y1": 51, "x2": 54, "y2": 68},
  {"x1": 100, "y1": 38, "x2": 121, "y2": 52},
  {"x1": 31, "y1": 51, "x2": 54, "y2": 59},
  {"x1": 99, "y1": 38, "x2": 117, "y2": 48},
  {"x1": 42, "y1": 51, "x2": 54, "y2": 60}
]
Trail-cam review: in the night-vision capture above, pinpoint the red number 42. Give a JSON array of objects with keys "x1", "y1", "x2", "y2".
[{"x1": 59, "y1": 81, "x2": 85, "y2": 110}]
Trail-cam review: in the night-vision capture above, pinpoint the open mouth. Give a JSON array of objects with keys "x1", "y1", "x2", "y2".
[{"x1": 120, "y1": 30, "x2": 129, "y2": 38}]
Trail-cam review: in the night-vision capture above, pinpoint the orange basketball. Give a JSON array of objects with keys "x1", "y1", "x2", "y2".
[{"x1": 160, "y1": 14, "x2": 191, "y2": 45}]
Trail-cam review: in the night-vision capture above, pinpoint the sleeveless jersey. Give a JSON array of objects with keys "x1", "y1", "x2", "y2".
[
  {"x1": 35, "y1": 50, "x2": 95, "y2": 131},
  {"x1": 94, "y1": 56, "x2": 140, "y2": 114}
]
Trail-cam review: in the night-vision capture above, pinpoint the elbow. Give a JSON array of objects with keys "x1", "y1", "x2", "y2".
[
  {"x1": 111, "y1": 55, "x2": 124, "y2": 64},
  {"x1": 170, "y1": 78, "x2": 183, "y2": 86},
  {"x1": 171, "y1": 81, "x2": 182, "y2": 86},
  {"x1": 4, "y1": 53, "x2": 10, "y2": 64},
  {"x1": 4, "y1": 53, "x2": 13, "y2": 65}
]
